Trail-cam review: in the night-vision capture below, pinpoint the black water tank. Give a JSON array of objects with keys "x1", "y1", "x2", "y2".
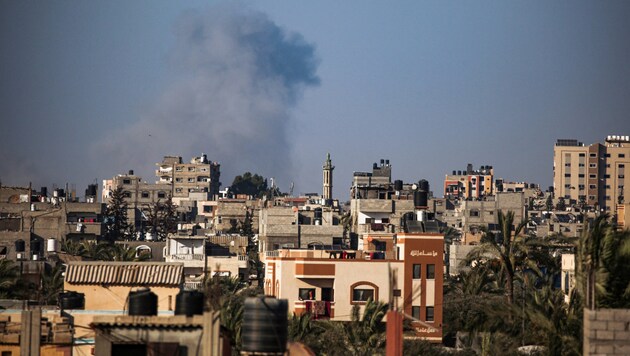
[
  {"x1": 15, "y1": 240, "x2": 25, "y2": 252},
  {"x1": 419, "y1": 179, "x2": 430, "y2": 192},
  {"x1": 414, "y1": 191, "x2": 428, "y2": 208},
  {"x1": 41, "y1": 187, "x2": 48, "y2": 197},
  {"x1": 59, "y1": 291, "x2": 85, "y2": 310},
  {"x1": 241, "y1": 297, "x2": 288, "y2": 354},
  {"x1": 394, "y1": 180, "x2": 403, "y2": 191},
  {"x1": 128, "y1": 288, "x2": 158, "y2": 316},
  {"x1": 175, "y1": 290, "x2": 204, "y2": 316}
]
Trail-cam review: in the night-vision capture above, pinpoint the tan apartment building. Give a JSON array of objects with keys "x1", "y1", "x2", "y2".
[
  {"x1": 155, "y1": 154, "x2": 220, "y2": 200},
  {"x1": 553, "y1": 136, "x2": 630, "y2": 212},
  {"x1": 263, "y1": 231, "x2": 444, "y2": 341}
]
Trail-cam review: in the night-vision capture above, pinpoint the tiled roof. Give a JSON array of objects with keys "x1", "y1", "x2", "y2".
[{"x1": 65, "y1": 262, "x2": 184, "y2": 286}]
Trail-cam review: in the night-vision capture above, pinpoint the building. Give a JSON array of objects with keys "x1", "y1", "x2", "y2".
[
  {"x1": 156, "y1": 154, "x2": 221, "y2": 200},
  {"x1": 444, "y1": 164, "x2": 494, "y2": 200},
  {"x1": 262, "y1": 229, "x2": 444, "y2": 341},
  {"x1": 553, "y1": 135, "x2": 630, "y2": 212}
]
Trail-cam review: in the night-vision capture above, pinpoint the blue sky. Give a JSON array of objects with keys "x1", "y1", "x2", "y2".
[{"x1": 1, "y1": 1, "x2": 629, "y2": 199}]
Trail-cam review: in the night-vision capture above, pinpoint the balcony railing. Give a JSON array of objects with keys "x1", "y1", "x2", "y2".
[
  {"x1": 169, "y1": 254, "x2": 204, "y2": 261},
  {"x1": 303, "y1": 300, "x2": 333, "y2": 320}
]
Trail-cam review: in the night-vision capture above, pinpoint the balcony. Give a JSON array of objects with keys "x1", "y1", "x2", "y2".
[
  {"x1": 295, "y1": 300, "x2": 334, "y2": 320},
  {"x1": 169, "y1": 254, "x2": 204, "y2": 261}
]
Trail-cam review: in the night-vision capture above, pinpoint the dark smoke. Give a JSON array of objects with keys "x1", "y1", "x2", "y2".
[{"x1": 92, "y1": 4, "x2": 319, "y2": 187}]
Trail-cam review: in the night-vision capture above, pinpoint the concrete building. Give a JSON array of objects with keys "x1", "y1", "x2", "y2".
[
  {"x1": 163, "y1": 232, "x2": 249, "y2": 289},
  {"x1": 155, "y1": 154, "x2": 221, "y2": 200},
  {"x1": 553, "y1": 135, "x2": 630, "y2": 212},
  {"x1": 262, "y1": 231, "x2": 444, "y2": 342},
  {"x1": 258, "y1": 203, "x2": 344, "y2": 252},
  {"x1": 444, "y1": 164, "x2": 494, "y2": 200}
]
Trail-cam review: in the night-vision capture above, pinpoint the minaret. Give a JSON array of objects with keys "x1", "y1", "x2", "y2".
[{"x1": 323, "y1": 153, "x2": 334, "y2": 201}]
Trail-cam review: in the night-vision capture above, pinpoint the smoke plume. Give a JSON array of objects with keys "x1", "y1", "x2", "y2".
[{"x1": 93, "y1": 4, "x2": 319, "y2": 187}]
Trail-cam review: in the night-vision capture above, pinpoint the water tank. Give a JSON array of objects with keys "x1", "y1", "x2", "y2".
[
  {"x1": 414, "y1": 191, "x2": 428, "y2": 208},
  {"x1": 128, "y1": 288, "x2": 158, "y2": 316},
  {"x1": 47, "y1": 238, "x2": 58, "y2": 253},
  {"x1": 59, "y1": 291, "x2": 85, "y2": 310},
  {"x1": 419, "y1": 179, "x2": 430, "y2": 192},
  {"x1": 15, "y1": 240, "x2": 25, "y2": 252},
  {"x1": 175, "y1": 290, "x2": 205, "y2": 316},
  {"x1": 394, "y1": 180, "x2": 403, "y2": 191},
  {"x1": 128, "y1": 170, "x2": 134, "y2": 175},
  {"x1": 241, "y1": 297, "x2": 288, "y2": 354},
  {"x1": 30, "y1": 204, "x2": 36, "y2": 211},
  {"x1": 86, "y1": 184, "x2": 98, "y2": 197},
  {"x1": 41, "y1": 187, "x2": 48, "y2": 197}
]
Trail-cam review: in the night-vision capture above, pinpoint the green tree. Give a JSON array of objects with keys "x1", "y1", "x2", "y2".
[
  {"x1": 41, "y1": 263, "x2": 65, "y2": 305},
  {"x1": 230, "y1": 172, "x2": 268, "y2": 197},
  {"x1": 545, "y1": 195, "x2": 553, "y2": 211},
  {"x1": 0, "y1": 260, "x2": 19, "y2": 298},
  {"x1": 556, "y1": 197, "x2": 567, "y2": 211},
  {"x1": 105, "y1": 187, "x2": 132, "y2": 241},
  {"x1": 144, "y1": 196, "x2": 178, "y2": 241},
  {"x1": 475, "y1": 210, "x2": 528, "y2": 304}
]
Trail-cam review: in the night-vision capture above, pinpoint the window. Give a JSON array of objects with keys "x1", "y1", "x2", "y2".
[
  {"x1": 426, "y1": 264, "x2": 435, "y2": 279},
  {"x1": 412, "y1": 306, "x2": 420, "y2": 320},
  {"x1": 578, "y1": 174, "x2": 584, "y2": 178},
  {"x1": 589, "y1": 184, "x2": 597, "y2": 189},
  {"x1": 141, "y1": 191, "x2": 149, "y2": 198},
  {"x1": 157, "y1": 192, "x2": 166, "y2": 199},
  {"x1": 620, "y1": 154, "x2": 626, "y2": 158},
  {"x1": 564, "y1": 174, "x2": 571, "y2": 178},
  {"x1": 350, "y1": 282, "x2": 378, "y2": 304},
  {"x1": 564, "y1": 163, "x2": 571, "y2": 167},
  {"x1": 175, "y1": 166, "x2": 183, "y2": 172},
  {"x1": 620, "y1": 164, "x2": 626, "y2": 168},
  {"x1": 123, "y1": 179, "x2": 131, "y2": 185},
  {"x1": 590, "y1": 153, "x2": 597, "y2": 158},
  {"x1": 579, "y1": 163, "x2": 585, "y2": 167},
  {"x1": 188, "y1": 167, "x2": 195, "y2": 172},
  {"x1": 564, "y1": 184, "x2": 571, "y2": 189},
  {"x1": 579, "y1": 153, "x2": 585, "y2": 157},
  {"x1": 299, "y1": 288, "x2": 315, "y2": 301},
  {"x1": 605, "y1": 174, "x2": 611, "y2": 179},
  {"x1": 175, "y1": 178, "x2": 183, "y2": 183},
  {"x1": 352, "y1": 289, "x2": 374, "y2": 302},
  {"x1": 203, "y1": 206, "x2": 213, "y2": 213},
  {"x1": 426, "y1": 307, "x2": 435, "y2": 322},
  {"x1": 123, "y1": 191, "x2": 131, "y2": 198},
  {"x1": 175, "y1": 188, "x2": 183, "y2": 193},
  {"x1": 606, "y1": 153, "x2": 611, "y2": 158},
  {"x1": 589, "y1": 163, "x2": 597, "y2": 168},
  {"x1": 413, "y1": 264, "x2": 421, "y2": 279},
  {"x1": 188, "y1": 178, "x2": 195, "y2": 182},
  {"x1": 589, "y1": 174, "x2": 596, "y2": 179},
  {"x1": 578, "y1": 185, "x2": 585, "y2": 190},
  {"x1": 469, "y1": 210, "x2": 479, "y2": 217},
  {"x1": 619, "y1": 175, "x2": 625, "y2": 179}
]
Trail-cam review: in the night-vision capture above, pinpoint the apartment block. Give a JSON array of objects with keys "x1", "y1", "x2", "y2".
[
  {"x1": 553, "y1": 135, "x2": 630, "y2": 212},
  {"x1": 156, "y1": 154, "x2": 220, "y2": 200},
  {"x1": 444, "y1": 164, "x2": 494, "y2": 200}
]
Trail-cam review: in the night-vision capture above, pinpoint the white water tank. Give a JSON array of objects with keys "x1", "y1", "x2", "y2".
[{"x1": 47, "y1": 238, "x2": 58, "y2": 253}]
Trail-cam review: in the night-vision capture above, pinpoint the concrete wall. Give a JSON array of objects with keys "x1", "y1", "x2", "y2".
[{"x1": 584, "y1": 308, "x2": 630, "y2": 355}]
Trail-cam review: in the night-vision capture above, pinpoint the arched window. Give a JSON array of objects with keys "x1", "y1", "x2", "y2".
[{"x1": 350, "y1": 281, "x2": 379, "y2": 305}]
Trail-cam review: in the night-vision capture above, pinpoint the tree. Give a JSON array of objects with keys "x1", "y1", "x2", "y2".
[
  {"x1": 41, "y1": 263, "x2": 65, "y2": 305},
  {"x1": 230, "y1": 172, "x2": 268, "y2": 198},
  {"x1": 556, "y1": 197, "x2": 567, "y2": 211},
  {"x1": 576, "y1": 214, "x2": 630, "y2": 309},
  {"x1": 105, "y1": 187, "x2": 132, "y2": 241},
  {"x1": 144, "y1": 196, "x2": 178, "y2": 240},
  {"x1": 0, "y1": 260, "x2": 19, "y2": 298},
  {"x1": 545, "y1": 195, "x2": 553, "y2": 212},
  {"x1": 475, "y1": 210, "x2": 528, "y2": 304}
]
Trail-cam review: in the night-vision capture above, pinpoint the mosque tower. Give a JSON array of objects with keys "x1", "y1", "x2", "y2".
[{"x1": 322, "y1": 153, "x2": 334, "y2": 201}]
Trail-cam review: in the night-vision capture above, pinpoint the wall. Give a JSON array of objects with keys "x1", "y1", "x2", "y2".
[{"x1": 584, "y1": 308, "x2": 630, "y2": 355}]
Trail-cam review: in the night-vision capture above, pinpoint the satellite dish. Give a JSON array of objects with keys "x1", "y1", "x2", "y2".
[{"x1": 411, "y1": 184, "x2": 418, "y2": 190}]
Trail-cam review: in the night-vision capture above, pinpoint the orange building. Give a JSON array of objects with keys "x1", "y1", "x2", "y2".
[{"x1": 262, "y1": 232, "x2": 443, "y2": 341}]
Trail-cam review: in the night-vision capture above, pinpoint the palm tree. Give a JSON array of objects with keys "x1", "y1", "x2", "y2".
[
  {"x1": 80, "y1": 241, "x2": 111, "y2": 260},
  {"x1": 0, "y1": 259, "x2": 19, "y2": 298},
  {"x1": 60, "y1": 239, "x2": 85, "y2": 256},
  {"x1": 576, "y1": 214, "x2": 630, "y2": 308},
  {"x1": 41, "y1": 263, "x2": 65, "y2": 305},
  {"x1": 108, "y1": 244, "x2": 149, "y2": 261},
  {"x1": 476, "y1": 210, "x2": 528, "y2": 304}
]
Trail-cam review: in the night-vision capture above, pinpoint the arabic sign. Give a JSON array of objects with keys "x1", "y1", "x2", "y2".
[{"x1": 410, "y1": 250, "x2": 437, "y2": 257}]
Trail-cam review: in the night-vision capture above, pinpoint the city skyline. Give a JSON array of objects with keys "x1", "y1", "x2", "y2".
[{"x1": 2, "y1": 1, "x2": 630, "y2": 198}]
